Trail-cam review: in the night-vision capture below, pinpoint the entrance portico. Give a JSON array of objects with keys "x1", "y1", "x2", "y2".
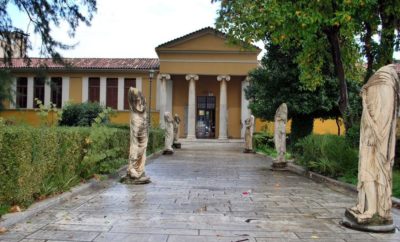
[{"x1": 155, "y1": 27, "x2": 260, "y2": 139}]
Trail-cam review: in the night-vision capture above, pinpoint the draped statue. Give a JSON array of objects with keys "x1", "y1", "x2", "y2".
[
  {"x1": 342, "y1": 64, "x2": 399, "y2": 232},
  {"x1": 163, "y1": 112, "x2": 174, "y2": 155},
  {"x1": 244, "y1": 115, "x2": 255, "y2": 153},
  {"x1": 123, "y1": 87, "x2": 151, "y2": 184},
  {"x1": 173, "y1": 114, "x2": 181, "y2": 149},
  {"x1": 272, "y1": 103, "x2": 288, "y2": 169}
]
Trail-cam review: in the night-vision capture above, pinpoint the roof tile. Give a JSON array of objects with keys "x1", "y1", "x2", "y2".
[{"x1": 1, "y1": 58, "x2": 160, "y2": 70}]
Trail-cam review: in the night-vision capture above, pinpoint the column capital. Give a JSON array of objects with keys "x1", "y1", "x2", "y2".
[
  {"x1": 185, "y1": 74, "x2": 199, "y2": 81},
  {"x1": 160, "y1": 74, "x2": 171, "y2": 80},
  {"x1": 217, "y1": 75, "x2": 231, "y2": 82}
]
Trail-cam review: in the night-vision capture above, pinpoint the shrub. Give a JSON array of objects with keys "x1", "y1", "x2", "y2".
[
  {"x1": 253, "y1": 132, "x2": 274, "y2": 150},
  {"x1": 59, "y1": 102, "x2": 107, "y2": 127},
  {"x1": 345, "y1": 123, "x2": 360, "y2": 148},
  {"x1": 0, "y1": 124, "x2": 165, "y2": 216},
  {"x1": 295, "y1": 134, "x2": 358, "y2": 178},
  {"x1": 0, "y1": 126, "x2": 128, "y2": 211},
  {"x1": 147, "y1": 127, "x2": 165, "y2": 155}
]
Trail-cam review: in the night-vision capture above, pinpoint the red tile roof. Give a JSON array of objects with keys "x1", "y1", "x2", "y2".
[{"x1": 1, "y1": 58, "x2": 160, "y2": 70}]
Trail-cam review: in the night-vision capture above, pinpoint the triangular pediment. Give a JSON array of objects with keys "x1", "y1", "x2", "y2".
[{"x1": 156, "y1": 27, "x2": 260, "y2": 53}]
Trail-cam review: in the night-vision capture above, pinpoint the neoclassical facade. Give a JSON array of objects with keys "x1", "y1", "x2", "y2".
[{"x1": 0, "y1": 27, "x2": 344, "y2": 138}]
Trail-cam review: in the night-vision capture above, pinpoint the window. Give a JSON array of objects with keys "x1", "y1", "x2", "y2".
[
  {"x1": 124, "y1": 78, "x2": 136, "y2": 110},
  {"x1": 16, "y1": 77, "x2": 27, "y2": 108},
  {"x1": 106, "y1": 78, "x2": 118, "y2": 109},
  {"x1": 51, "y1": 77, "x2": 62, "y2": 108},
  {"x1": 88, "y1": 77, "x2": 100, "y2": 102},
  {"x1": 33, "y1": 77, "x2": 45, "y2": 107}
]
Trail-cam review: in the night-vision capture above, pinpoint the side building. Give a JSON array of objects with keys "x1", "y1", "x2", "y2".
[{"x1": 0, "y1": 27, "x2": 343, "y2": 138}]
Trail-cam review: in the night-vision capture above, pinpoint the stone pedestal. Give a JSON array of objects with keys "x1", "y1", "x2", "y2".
[{"x1": 341, "y1": 209, "x2": 395, "y2": 233}]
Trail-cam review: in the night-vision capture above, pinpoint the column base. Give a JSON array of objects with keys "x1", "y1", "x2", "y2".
[
  {"x1": 218, "y1": 136, "x2": 228, "y2": 140},
  {"x1": 186, "y1": 135, "x2": 196, "y2": 140}
]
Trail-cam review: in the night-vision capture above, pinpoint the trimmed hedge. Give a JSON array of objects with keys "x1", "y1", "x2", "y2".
[{"x1": 0, "y1": 125, "x2": 164, "y2": 210}]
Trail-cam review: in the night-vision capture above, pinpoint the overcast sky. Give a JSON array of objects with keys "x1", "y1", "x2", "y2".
[
  {"x1": 8, "y1": 0, "x2": 399, "y2": 60},
  {"x1": 11, "y1": 0, "x2": 244, "y2": 59}
]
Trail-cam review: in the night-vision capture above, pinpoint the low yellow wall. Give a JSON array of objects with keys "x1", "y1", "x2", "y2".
[{"x1": 255, "y1": 118, "x2": 345, "y2": 135}]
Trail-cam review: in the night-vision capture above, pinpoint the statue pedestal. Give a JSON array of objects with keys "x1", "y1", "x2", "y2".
[
  {"x1": 163, "y1": 149, "x2": 174, "y2": 155},
  {"x1": 341, "y1": 209, "x2": 395, "y2": 233},
  {"x1": 271, "y1": 160, "x2": 288, "y2": 171},
  {"x1": 243, "y1": 149, "x2": 254, "y2": 153},
  {"x1": 173, "y1": 143, "x2": 181, "y2": 149},
  {"x1": 120, "y1": 174, "x2": 151, "y2": 185}
]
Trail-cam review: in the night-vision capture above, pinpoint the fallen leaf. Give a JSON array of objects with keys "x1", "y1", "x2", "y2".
[
  {"x1": 242, "y1": 192, "x2": 249, "y2": 195},
  {"x1": 9, "y1": 205, "x2": 21, "y2": 213},
  {"x1": 0, "y1": 227, "x2": 7, "y2": 234},
  {"x1": 311, "y1": 235, "x2": 319, "y2": 239}
]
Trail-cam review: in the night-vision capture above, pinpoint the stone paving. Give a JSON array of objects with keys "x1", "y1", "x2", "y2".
[{"x1": 1, "y1": 141, "x2": 400, "y2": 242}]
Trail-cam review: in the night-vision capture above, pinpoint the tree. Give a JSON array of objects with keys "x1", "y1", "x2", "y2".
[
  {"x1": 213, "y1": 0, "x2": 397, "y2": 129},
  {"x1": 0, "y1": 0, "x2": 97, "y2": 109},
  {"x1": 247, "y1": 43, "x2": 342, "y2": 144}
]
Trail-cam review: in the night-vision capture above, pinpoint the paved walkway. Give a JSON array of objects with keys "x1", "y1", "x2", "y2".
[{"x1": 1, "y1": 142, "x2": 400, "y2": 242}]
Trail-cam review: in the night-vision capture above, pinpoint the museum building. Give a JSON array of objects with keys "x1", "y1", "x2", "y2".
[{"x1": 0, "y1": 27, "x2": 342, "y2": 138}]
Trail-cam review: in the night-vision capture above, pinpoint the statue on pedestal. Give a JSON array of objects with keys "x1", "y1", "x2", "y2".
[
  {"x1": 342, "y1": 64, "x2": 399, "y2": 233},
  {"x1": 163, "y1": 112, "x2": 174, "y2": 155},
  {"x1": 244, "y1": 115, "x2": 255, "y2": 153},
  {"x1": 121, "y1": 87, "x2": 151, "y2": 184},
  {"x1": 272, "y1": 103, "x2": 288, "y2": 170},
  {"x1": 173, "y1": 114, "x2": 181, "y2": 149}
]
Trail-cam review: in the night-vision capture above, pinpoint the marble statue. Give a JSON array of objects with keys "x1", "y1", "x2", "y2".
[
  {"x1": 123, "y1": 87, "x2": 150, "y2": 184},
  {"x1": 163, "y1": 112, "x2": 174, "y2": 155},
  {"x1": 272, "y1": 103, "x2": 288, "y2": 169},
  {"x1": 173, "y1": 114, "x2": 181, "y2": 149},
  {"x1": 244, "y1": 115, "x2": 255, "y2": 153},
  {"x1": 342, "y1": 64, "x2": 399, "y2": 233}
]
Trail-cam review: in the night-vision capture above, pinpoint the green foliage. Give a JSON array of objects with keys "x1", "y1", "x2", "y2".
[
  {"x1": 59, "y1": 102, "x2": 108, "y2": 127},
  {"x1": 147, "y1": 127, "x2": 166, "y2": 155},
  {"x1": 392, "y1": 171, "x2": 400, "y2": 198},
  {"x1": 1, "y1": 1, "x2": 97, "y2": 62},
  {"x1": 0, "y1": 124, "x2": 165, "y2": 216},
  {"x1": 253, "y1": 132, "x2": 274, "y2": 150},
  {"x1": 246, "y1": 44, "x2": 340, "y2": 122},
  {"x1": 295, "y1": 135, "x2": 358, "y2": 178},
  {"x1": 34, "y1": 98, "x2": 62, "y2": 127},
  {"x1": 0, "y1": 126, "x2": 128, "y2": 212},
  {"x1": 345, "y1": 123, "x2": 361, "y2": 149}
]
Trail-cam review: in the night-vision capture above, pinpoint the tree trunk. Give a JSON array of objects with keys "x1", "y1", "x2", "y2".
[
  {"x1": 290, "y1": 114, "x2": 314, "y2": 146},
  {"x1": 325, "y1": 27, "x2": 350, "y2": 130},
  {"x1": 363, "y1": 22, "x2": 374, "y2": 82}
]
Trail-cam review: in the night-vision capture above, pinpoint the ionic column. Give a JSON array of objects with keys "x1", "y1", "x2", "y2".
[
  {"x1": 159, "y1": 74, "x2": 171, "y2": 128},
  {"x1": 217, "y1": 75, "x2": 230, "y2": 139},
  {"x1": 241, "y1": 77, "x2": 251, "y2": 138},
  {"x1": 185, "y1": 74, "x2": 199, "y2": 139}
]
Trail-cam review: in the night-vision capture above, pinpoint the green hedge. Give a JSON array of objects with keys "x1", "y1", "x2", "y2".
[{"x1": 0, "y1": 125, "x2": 164, "y2": 211}]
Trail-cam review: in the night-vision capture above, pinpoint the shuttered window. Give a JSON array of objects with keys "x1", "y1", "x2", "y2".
[
  {"x1": 16, "y1": 77, "x2": 28, "y2": 108},
  {"x1": 124, "y1": 78, "x2": 136, "y2": 110},
  {"x1": 51, "y1": 77, "x2": 62, "y2": 108},
  {"x1": 106, "y1": 78, "x2": 118, "y2": 109},
  {"x1": 33, "y1": 77, "x2": 45, "y2": 107},
  {"x1": 88, "y1": 77, "x2": 100, "y2": 102}
]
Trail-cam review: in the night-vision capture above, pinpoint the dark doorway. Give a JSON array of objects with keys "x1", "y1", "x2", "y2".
[{"x1": 196, "y1": 96, "x2": 216, "y2": 138}]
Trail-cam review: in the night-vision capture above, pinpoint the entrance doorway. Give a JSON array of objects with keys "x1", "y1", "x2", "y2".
[{"x1": 196, "y1": 96, "x2": 216, "y2": 138}]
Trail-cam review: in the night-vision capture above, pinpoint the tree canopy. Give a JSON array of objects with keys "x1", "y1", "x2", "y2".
[
  {"x1": 214, "y1": 0, "x2": 399, "y2": 128},
  {"x1": 1, "y1": 0, "x2": 97, "y2": 64}
]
